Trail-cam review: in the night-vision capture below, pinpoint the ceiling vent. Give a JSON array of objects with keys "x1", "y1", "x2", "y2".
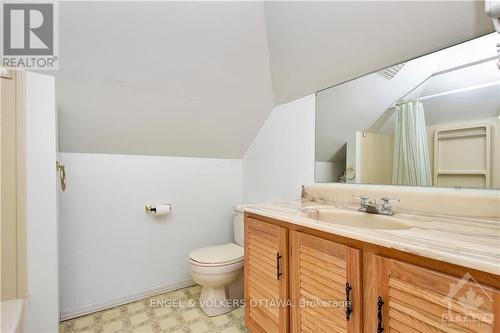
[{"x1": 376, "y1": 63, "x2": 406, "y2": 80}]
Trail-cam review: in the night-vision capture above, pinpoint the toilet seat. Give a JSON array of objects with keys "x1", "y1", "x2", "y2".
[
  {"x1": 190, "y1": 259, "x2": 243, "y2": 275},
  {"x1": 189, "y1": 243, "x2": 243, "y2": 267}
]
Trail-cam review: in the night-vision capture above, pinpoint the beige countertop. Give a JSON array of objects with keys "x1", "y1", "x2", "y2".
[{"x1": 240, "y1": 200, "x2": 500, "y2": 276}]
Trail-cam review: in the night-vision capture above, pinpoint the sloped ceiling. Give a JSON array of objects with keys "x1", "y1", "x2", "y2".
[
  {"x1": 264, "y1": 1, "x2": 493, "y2": 104},
  {"x1": 55, "y1": 1, "x2": 493, "y2": 157},
  {"x1": 56, "y1": 2, "x2": 274, "y2": 158}
]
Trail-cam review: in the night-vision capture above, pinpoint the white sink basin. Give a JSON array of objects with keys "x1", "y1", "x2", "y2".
[{"x1": 306, "y1": 208, "x2": 413, "y2": 230}]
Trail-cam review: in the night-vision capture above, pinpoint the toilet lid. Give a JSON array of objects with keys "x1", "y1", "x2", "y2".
[{"x1": 189, "y1": 243, "x2": 243, "y2": 265}]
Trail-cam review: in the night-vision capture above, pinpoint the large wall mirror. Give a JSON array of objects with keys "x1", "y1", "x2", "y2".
[{"x1": 315, "y1": 33, "x2": 500, "y2": 189}]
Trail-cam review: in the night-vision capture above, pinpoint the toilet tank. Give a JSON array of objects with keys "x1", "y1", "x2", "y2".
[{"x1": 233, "y1": 207, "x2": 244, "y2": 247}]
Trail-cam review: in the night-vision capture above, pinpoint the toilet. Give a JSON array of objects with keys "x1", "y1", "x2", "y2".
[{"x1": 189, "y1": 208, "x2": 244, "y2": 317}]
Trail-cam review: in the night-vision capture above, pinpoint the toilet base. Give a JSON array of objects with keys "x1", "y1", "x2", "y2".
[
  {"x1": 197, "y1": 273, "x2": 243, "y2": 317},
  {"x1": 190, "y1": 261, "x2": 244, "y2": 317},
  {"x1": 198, "y1": 288, "x2": 238, "y2": 317}
]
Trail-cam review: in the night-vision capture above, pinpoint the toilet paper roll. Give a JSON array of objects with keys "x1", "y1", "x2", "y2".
[{"x1": 153, "y1": 204, "x2": 171, "y2": 215}]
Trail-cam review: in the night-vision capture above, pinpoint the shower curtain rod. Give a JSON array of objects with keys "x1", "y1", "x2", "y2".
[
  {"x1": 387, "y1": 56, "x2": 499, "y2": 109},
  {"x1": 417, "y1": 80, "x2": 499, "y2": 102},
  {"x1": 387, "y1": 80, "x2": 500, "y2": 109}
]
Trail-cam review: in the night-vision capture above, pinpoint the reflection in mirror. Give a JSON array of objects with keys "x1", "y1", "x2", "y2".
[{"x1": 315, "y1": 33, "x2": 500, "y2": 189}]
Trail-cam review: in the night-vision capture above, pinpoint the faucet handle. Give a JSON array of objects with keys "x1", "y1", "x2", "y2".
[
  {"x1": 381, "y1": 197, "x2": 399, "y2": 214},
  {"x1": 353, "y1": 195, "x2": 370, "y2": 205},
  {"x1": 381, "y1": 197, "x2": 400, "y2": 204}
]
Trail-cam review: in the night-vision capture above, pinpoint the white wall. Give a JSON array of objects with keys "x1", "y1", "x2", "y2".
[
  {"x1": 315, "y1": 162, "x2": 346, "y2": 183},
  {"x1": 242, "y1": 95, "x2": 315, "y2": 203},
  {"x1": 315, "y1": 162, "x2": 335, "y2": 183},
  {"x1": 24, "y1": 72, "x2": 59, "y2": 332},
  {"x1": 58, "y1": 153, "x2": 242, "y2": 318}
]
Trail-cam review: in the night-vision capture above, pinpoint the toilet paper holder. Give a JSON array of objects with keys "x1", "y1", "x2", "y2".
[{"x1": 145, "y1": 203, "x2": 172, "y2": 214}]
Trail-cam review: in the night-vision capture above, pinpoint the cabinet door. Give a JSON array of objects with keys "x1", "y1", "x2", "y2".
[
  {"x1": 290, "y1": 231, "x2": 362, "y2": 333},
  {"x1": 364, "y1": 254, "x2": 500, "y2": 332},
  {"x1": 245, "y1": 217, "x2": 289, "y2": 332}
]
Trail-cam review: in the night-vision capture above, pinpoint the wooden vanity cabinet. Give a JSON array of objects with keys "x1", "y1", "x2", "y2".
[
  {"x1": 244, "y1": 214, "x2": 500, "y2": 333},
  {"x1": 364, "y1": 253, "x2": 500, "y2": 333},
  {"x1": 290, "y1": 232, "x2": 362, "y2": 333},
  {"x1": 245, "y1": 218, "x2": 289, "y2": 333}
]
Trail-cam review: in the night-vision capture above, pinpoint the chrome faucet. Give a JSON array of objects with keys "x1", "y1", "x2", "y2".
[{"x1": 354, "y1": 195, "x2": 399, "y2": 216}]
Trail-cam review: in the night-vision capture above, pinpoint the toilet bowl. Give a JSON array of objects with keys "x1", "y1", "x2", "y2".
[{"x1": 189, "y1": 208, "x2": 245, "y2": 316}]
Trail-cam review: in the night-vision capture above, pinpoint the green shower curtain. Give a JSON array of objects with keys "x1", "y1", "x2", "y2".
[{"x1": 392, "y1": 100, "x2": 432, "y2": 186}]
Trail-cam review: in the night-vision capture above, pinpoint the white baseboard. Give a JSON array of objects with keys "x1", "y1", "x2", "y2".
[{"x1": 60, "y1": 279, "x2": 195, "y2": 321}]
